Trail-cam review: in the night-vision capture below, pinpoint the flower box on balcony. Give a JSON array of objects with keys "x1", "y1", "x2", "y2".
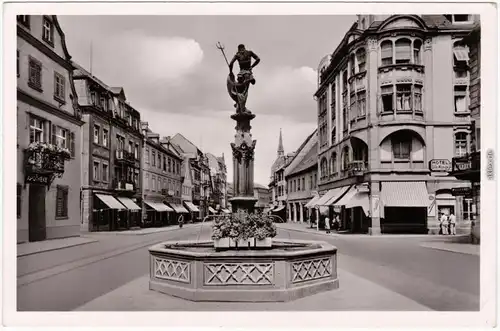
[{"x1": 25, "y1": 142, "x2": 70, "y2": 176}]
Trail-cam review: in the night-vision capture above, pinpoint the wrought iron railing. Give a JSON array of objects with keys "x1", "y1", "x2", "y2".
[
  {"x1": 347, "y1": 160, "x2": 367, "y2": 176},
  {"x1": 24, "y1": 145, "x2": 70, "y2": 176}
]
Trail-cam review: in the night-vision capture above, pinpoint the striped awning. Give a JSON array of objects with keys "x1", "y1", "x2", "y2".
[
  {"x1": 381, "y1": 181, "x2": 429, "y2": 207},
  {"x1": 304, "y1": 195, "x2": 320, "y2": 208},
  {"x1": 324, "y1": 186, "x2": 351, "y2": 206},
  {"x1": 95, "y1": 194, "x2": 125, "y2": 210},
  {"x1": 144, "y1": 200, "x2": 173, "y2": 212},
  {"x1": 184, "y1": 201, "x2": 200, "y2": 213},
  {"x1": 333, "y1": 187, "x2": 358, "y2": 207},
  {"x1": 208, "y1": 207, "x2": 216, "y2": 213},
  {"x1": 116, "y1": 197, "x2": 141, "y2": 210},
  {"x1": 345, "y1": 191, "x2": 370, "y2": 216},
  {"x1": 313, "y1": 189, "x2": 339, "y2": 207},
  {"x1": 169, "y1": 204, "x2": 189, "y2": 213},
  {"x1": 273, "y1": 205, "x2": 285, "y2": 212}
]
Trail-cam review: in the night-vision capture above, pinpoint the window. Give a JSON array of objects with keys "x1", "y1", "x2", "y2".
[
  {"x1": 177, "y1": 162, "x2": 180, "y2": 174},
  {"x1": 93, "y1": 162, "x2": 99, "y2": 181},
  {"x1": 454, "y1": 86, "x2": 468, "y2": 113},
  {"x1": 17, "y1": 15, "x2": 30, "y2": 28},
  {"x1": 309, "y1": 175, "x2": 313, "y2": 190},
  {"x1": 42, "y1": 17, "x2": 54, "y2": 45},
  {"x1": 152, "y1": 175, "x2": 156, "y2": 191},
  {"x1": 342, "y1": 94, "x2": 348, "y2": 135},
  {"x1": 145, "y1": 174, "x2": 149, "y2": 190},
  {"x1": 145, "y1": 148, "x2": 149, "y2": 163},
  {"x1": 413, "y1": 40, "x2": 422, "y2": 65},
  {"x1": 381, "y1": 40, "x2": 393, "y2": 66},
  {"x1": 17, "y1": 184, "x2": 22, "y2": 218},
  {"x1": 152, "y1": 151, "x2": 156, "y2": 166},
  {"x1": 331, "y1": 152, "x2": 337, "y2": 174},
  {"x1": 342, "y1": 70, "x2": 348, "y2": 91},
  {"x1": 100, "y1": 97, "x2": 107, "y2": 110},
  {"x1": 446, "y1": 14, "x2": 472, "y2": 24},
  {"x1": 455, "y1": 132, "x2": 468, "y2": 157},
  {"x1": 129, "y1": 141, "x2": 133, "y2": 154},
  {"x1": 55, "y1": 186, "x2": 68, "y2": 218},
  {"x1": 91, "y1": 92, "x2": 97, "y2": 106},
  {"x1": 331, "y1": 84, "x2": 336, "y2": 122},
  {"x1": 103, "y1": 129, "x2": 108, "y2": 147},
  {"x1": 54, "y1": 72, "x2": 65, "y2": 101},
  {"x1": 356, "y1": 48, "x2": 366, "y2": 72},
  {"x1": 331, "y1": 127, "x2": 336, "y2": 145},
  {"x1": 357, "y1": 91, "x2": 366, "y2": 117},
  {"x1": 392, "y1": 135, "x2": 411, "y2": 160},
  {"x1": 157, "y1": 153, "x2": 161, "y2": 169},
  {"x1": 116, "y1": 135, "x2": 124, "y2": 150},
  {"x1": 93, "y1": 125, "x2": 100, "y2": 144},
  {"x1": 53, "y1": 126, "x2": 68, "y2": 149},
  {"x1": 349, "y1": 54, "x2": 356, "y2": 76},
  {"x1": 28, "y1": 57, "x2": 42, "y2": 90},
  {"x1": 168, "y1": 158, "x2": 171, "y2": 172},
  {"x1": 29, "y1": 117, "x2": 44, "y2": 143},
  {"x1": 414, "y1": 85, "x2": 423, "y2": 112},
  {"x1": 135, "y1": 143, "x2": 139, "y2": 159},
  {"x1": 342, "y1": 147, "x2": 350, "y2": 170},
  {"x1": 349, "y1": 94, "x2": 356, "y2": 121},
  {"x1": 453, "y1": 42, "x2": 469, "y2": 79},
  {"x1": 17, "y1": 50, "x2": 20, "y2": 76},
  {"x1": 395, "y1": 39, "x2": 411, "y2": 64},
  {"x1": 396, "y1": 84, "x2": 412, "y2": 112},
  {"x1": 302, "y1": 178, "x2": 305, "y2": 191},
  {"x1": 463, "y1": 198, "x2": 475, "y2": 221},
  {"x1": 320, "y1": 158, "x2": 328, "y2": 179},
  {"x1": 297, "y1": 179, "x2": 300, "y2": 191},
  {"x1": 102, "y1": 164, "x2": 108, "y2": 182}
]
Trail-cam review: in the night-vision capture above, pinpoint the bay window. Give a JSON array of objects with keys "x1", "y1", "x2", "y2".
[
  {"x1": 413, "y1": 40, "x2": 422, "y2": 65},
  {"x1": 414, "y1": 85, "x2": 423, "y2": 113},
  {"x1": 357, "y1": 91, "x2": 366, "y2": 117},
  {"x1": 356, "y1": 48, "x2": 366, "y2": 72},
  {"x1": 454, "y1": 86, "x2": 468, "y2": 113},
  {"x1": 381, "y1": 85, "x2": 394, "y2": 113},
  {"x1": 342, "y1": 147, "x2": 350, "y2": 171},
  {"x1": 396, "y1": 84, "x2": 412, "y2": 112},
  {"x1": 381, "y1": 40, "x2": 393, "y2": 66}
]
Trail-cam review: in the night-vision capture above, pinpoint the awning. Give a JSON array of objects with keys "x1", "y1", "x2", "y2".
[
  {"x1": 345, "y1": 191, "x2": 370, "y2": 216},
  {"x1": 333, "y1": 186, "x2": 358, "y2": 207},
  {"x1": 453, "y1": 48, "x2": 469, "y2": 62},
  {"x1": 95, "y1": 194, "x2": 125, "y2": 210},
  {"x1": 184, "y1": 201, "x2": 200, "y2": 213},
  {"x1": 314, "y1": 187, "x2": 345, "y2": 207},
  {"x1": 169, "y1": 204, "x2": 189, "y2": 213},
  {"x1": 324, "y1": 186, "x2": 351, "y2": 206},
  {"x1": 221, "y1": 208, "x2": 231, "y2": 214},
  {"x1": 208, "y1": 207, "x2": 216, "y2": 213},
  {"x1": 304, "y1": 195, "x2": 320, "y2": 208},
  {"x1": 144, "y1": 200, "x2": 173, "y2": 212},
  {"x1": 116, "y1": 197, "x2": 141, "y2": 210},
  {"x1": 273, "y1": 205, "x2": 285, "y2": 212},
  {"x1": 381, "y1": 181, "x2": 429, "y2": 207}
]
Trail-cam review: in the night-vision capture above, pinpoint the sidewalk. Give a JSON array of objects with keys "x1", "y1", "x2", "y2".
[
  {"x1": 419, "y1": 242, "x2": 480, "y2": 256},
  {"x1": 99, "y1": 222, "x2": 211, "y2": 236},
  {"x1": 17, "y1": 236, "x2": 98, "y2": 257},
  {"x1": 75, "y1": 268, "x2": 431, "y2": 312},
  {"x1": 277, "y1": 222, "x2": 470, "y2": 241}
]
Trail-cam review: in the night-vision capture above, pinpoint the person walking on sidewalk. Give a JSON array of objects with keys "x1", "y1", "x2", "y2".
[
  {"x1": 440, "y1": 213, "x2": 449, "y2": 235},
  {"x1": 449, "y1": 212, "x2": 457, "y2": 235},
  {"x1": 324, "y1": 216, "x2": 331, "y2": 234}
]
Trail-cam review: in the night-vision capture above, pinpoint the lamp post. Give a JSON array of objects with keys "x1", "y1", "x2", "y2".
[{"x1": 140, "y1": 121, "x2": 149, "y2": 227}]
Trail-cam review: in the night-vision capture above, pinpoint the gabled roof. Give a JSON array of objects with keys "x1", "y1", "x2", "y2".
[
  {"x1": 288, "y1": 139, "x2": 318, "y2": 176},
  {"x1": 52, "y1": 16, "x2": 72, "y2": 62},
  {"x1": 72, "y1": 62, "x2": 112, "y2": 92},
  {"x1": 109, "y1": 87, "x2": 126, "y2": 100},
  {"x1": 170, "y1": 133, "x2": 201, "y2": 157},
  {"x1": 285, "y1": 130, "x2": 318, "y2": 177}
]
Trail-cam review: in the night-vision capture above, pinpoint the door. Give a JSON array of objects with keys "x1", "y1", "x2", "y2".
[{"x1": 29, "y1": 184, "x2": 46, "y2": 242}]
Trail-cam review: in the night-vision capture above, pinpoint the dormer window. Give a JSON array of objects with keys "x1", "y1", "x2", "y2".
[{"x1": 42, "y1": 17, "x2": 54, "y2": 46}]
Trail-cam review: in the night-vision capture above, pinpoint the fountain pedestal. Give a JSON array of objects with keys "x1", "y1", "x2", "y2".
[{"x1": 229, "y1": 112, "x2": 258, "y2": 213}]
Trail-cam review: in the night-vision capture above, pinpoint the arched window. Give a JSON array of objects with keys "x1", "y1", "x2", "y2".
[
  {"x1": 413, "y1": 40, "x2": 422, "y2": 65},
  {"x1": 391, "y1": 132, "x2": 412, "y2": 160},
  {"x1": 342, "y1": 147, "x2": 350, "y2": 170},
  {"x1": 454, "y1": 132, "x2": 468, "y2": 157},
  {"x1": 320, "y1": 157, "x2": 328, "y2": 179},
  {"x1": 331, "y1": 152, "x2": 337, "y2": 174},
  {"x1": 356, "y1": 48, "x2": 366, "y2": 72},
  {"x1": 395, "y1": 38, "x2": 411, "y2": 64},
  {"x1": 381, "y1": 40, "x2": 393, "y2": 66}
]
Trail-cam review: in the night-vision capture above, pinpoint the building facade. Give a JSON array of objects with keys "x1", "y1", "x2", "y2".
[
  {"x1": 314, "y1": 14, "x2": 477, "y2": 234},
  {"x1": 450, "y1": 21, "x2": 480, "y2": 243},
  {"x1": 17, "y1": 15, "x2": 84, "y2": 242},
  {"x1": 254, "y1": 184, "x2": 272, "y2": 213},
  {"x1": 73, "y1": 66, "x2": 143, "y2": 232},
  {"x1": 141, "y1": 126, "x2": 183, "y2": 226},
  {"x1": 206, "y1": 153, "x2": 228, "y2": 210},
  {"x1": 285, "y1": 130, "x2": 319, "y2": 223}
]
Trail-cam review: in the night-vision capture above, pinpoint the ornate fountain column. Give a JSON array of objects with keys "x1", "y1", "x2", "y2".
[{"x1": 229, "y1": 112, "x2": 258, "y2": 214}]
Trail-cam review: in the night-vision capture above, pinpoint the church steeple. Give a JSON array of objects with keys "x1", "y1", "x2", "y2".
[{"x1": 277, "y1": 128, "x2": 284, "y2": 157}]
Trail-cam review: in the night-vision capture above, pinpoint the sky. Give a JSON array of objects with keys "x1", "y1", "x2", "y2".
[{"x1": 58, "y1": 15, "x2": 356, "y2": 185}]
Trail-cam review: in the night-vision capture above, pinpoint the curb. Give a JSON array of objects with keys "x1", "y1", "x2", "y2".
[
  {"x1": 17, "y1": 239, "x2": 99, "y2": 258},
  {"x1": 419, "y1": 243, "x2": 480, "y2": 256},
  {"x1": 89, "y1": 222, "x2": 209, "y2": 236}
]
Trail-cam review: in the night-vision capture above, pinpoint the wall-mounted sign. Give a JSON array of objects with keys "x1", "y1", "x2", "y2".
[
  {"x1": 429, "y1": 159, "x2": 452, "y2": 172},
  {"x1": 452, "y1": 187, "x2": 472, "y2": 197},
  {"x1": 427, "y1": 194, "x2": 436, "y2": 217},
  {"x1": 25, "y1": 173, "x2": 51, "y2": 185}
]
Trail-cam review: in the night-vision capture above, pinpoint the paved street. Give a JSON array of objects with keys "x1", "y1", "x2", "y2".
[{"x1": 17, "y1": 223, "x2": 479, "y2": 311}]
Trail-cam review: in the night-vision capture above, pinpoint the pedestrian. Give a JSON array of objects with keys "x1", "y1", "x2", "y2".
[
  {"x1": 449, "y1": 212, "x2": 457, "y2": 235},
  {"x1": 324, "y1": 216, "x2": 331, "y2": 234},
  {"x1": 440, "y1": 212, "x2": 449, "y2": 235},
  {"x1": 332, "y1": 215, "x2": 339, "y2": 231}
]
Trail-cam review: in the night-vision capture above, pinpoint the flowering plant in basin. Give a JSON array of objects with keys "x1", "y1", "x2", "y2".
[{"x1": 211, "y1": 210, "x2": 277, "y2": 241}]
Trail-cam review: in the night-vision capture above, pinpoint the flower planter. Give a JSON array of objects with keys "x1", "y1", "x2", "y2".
[
  {"x1": 214, "y1": 237, "x2": 230, "y2": 248},
  {"x1": 255, "y1": 237, "x2": 272, "y2": 248}
]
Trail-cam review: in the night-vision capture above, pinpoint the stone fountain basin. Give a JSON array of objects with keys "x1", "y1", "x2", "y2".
[{"x1": 149, "y1": 239, "x2": 339, "y2": 302}]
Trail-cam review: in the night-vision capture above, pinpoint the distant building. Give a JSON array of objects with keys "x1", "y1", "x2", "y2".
[
  {"x1": 315, "y1": 15, "x2": 477, "y2": 234},
  {"x1": 254, "y1": 184, "x2": 272, "y2": 213},
  {"x1": 73, "y1": 65, "x2": 142, "y2": 232},
  {"x1": 17, "y1": 15, "x2": 84, "y2": 242},
  {"x1": 285, "y1": 130, "x2": 319, "y2": 223},
  {"x1": 206, "y1": 153, "x2": 228, "y2": 211}
]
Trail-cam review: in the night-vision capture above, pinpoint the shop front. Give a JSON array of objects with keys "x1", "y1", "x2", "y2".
[
  {"x1": 144, "y1": 200, "x2": 174, "y2": 227},
  {"x1": 184, "y1": 201, "x2": 200, "y2": 222},
  {"x1": 92, "y1": 193, "x2": 127, "y2": 231}
]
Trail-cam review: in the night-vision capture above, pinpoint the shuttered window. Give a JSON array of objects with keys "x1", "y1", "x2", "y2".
[
  {"x1": 395, "y1": 39, "x2": 411, "y2": 64},
  {"x1": 56, "y1": 185, "x2": 68, "y2": 218}
]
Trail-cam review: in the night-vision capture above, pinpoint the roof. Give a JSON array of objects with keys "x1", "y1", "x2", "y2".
[
  {"x1": 170, "y1": 133, "x2": 201, "y2": 157},
  {"x1": 254, "y1": 183, "x2": 268, "y2": 190},
  {"x1": 288, "y1": 139, "x2": 318, "y2": 176},
  {"x1": 72, "y1": 62, "x2": 112, "y2": 92}
]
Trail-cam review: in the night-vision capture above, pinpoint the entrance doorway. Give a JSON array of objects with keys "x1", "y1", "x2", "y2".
[{"x1": 28, "y1": 184, "x2": 46, "y2": 242}]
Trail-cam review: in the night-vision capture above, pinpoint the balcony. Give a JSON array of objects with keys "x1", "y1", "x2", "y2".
[
  {"x1": 450, "y1": 152, "x2": 480, "y2": 181},
  {"x1": 24, "y1": 142, "x2": 70, "y2": 178},
  {"x1": 115, "y1": 149, "x2": 136, "y2": 164},
  {"x1": 113, "y1": 179, "x2": 136, "y2": 191},
  {"x1": 347, "y1": 160, "x2": 367, "y2": 177}
]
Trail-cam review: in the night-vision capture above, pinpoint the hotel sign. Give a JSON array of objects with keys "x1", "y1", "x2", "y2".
[{"x1": 429, "y1": 159, "x2": 452, "y2": 172}]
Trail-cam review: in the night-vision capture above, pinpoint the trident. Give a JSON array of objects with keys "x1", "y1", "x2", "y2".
[{"x1": 216, "y1": 41, "x2": 230, "y2": 67}]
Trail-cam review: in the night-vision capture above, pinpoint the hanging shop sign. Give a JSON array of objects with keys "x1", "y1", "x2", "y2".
[
  {"x1": 25, "y1": 173, "x2": 51, "y2": 185},
  {"x1": 429, "y1": 159, "x2": 452, "y2": 172},
  {"x1": 451, "y1": 187, "x2": 472, "y2": 197}
]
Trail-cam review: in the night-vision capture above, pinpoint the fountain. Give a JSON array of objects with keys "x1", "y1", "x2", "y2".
[{"x1": 148, "y1": 43, "x2": 338, "y2": 302}]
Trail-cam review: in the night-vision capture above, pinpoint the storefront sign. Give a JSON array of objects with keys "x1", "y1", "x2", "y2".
[
  {"x1": 429, "y1": 159, "x2": 452, "y2": 172},
  {"x1": 452, "y1": 187, "x2": 472, "y2": 196},
  {"x1": 25, "y1": 173, "x2": 51, "y2": 185},
  {"x1": 427, "y1": 194, "x2": 436, "y2": 217}
]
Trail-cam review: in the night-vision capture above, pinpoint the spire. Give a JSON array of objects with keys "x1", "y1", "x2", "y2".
[{"x1": 277, "y1": 128, "x2": 284, "y2": 157}]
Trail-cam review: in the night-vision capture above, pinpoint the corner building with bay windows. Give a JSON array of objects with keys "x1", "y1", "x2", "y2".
[{"x1": 314, "y1": 15, "x2": 477, "y2": 234}]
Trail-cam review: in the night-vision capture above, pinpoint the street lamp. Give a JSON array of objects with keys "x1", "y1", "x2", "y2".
[{"x1": 140, "y1": 121, "x2": 149, "y2": 227}]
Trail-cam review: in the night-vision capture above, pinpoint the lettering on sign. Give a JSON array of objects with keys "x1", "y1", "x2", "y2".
[
  {"x1": 451, "y1": 187, "x2": 472, "y2": 197},
  {"x1": 25, "y1": 173, "x2": 50, "y2": 185},
  {"x1": 429, "y1": 159, "x2": 452, "y2": 172}
]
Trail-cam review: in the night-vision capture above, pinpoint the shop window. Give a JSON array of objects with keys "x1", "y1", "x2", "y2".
[
  {"x1": 395, "y1": 39, "x2": 411, "y2": 64},
  {"x1": 381, "y1": 40, "x2": 393, "y2": 66},
  {"x1": 55, "y1": 186, "x2": 68, "y2": 219}
]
